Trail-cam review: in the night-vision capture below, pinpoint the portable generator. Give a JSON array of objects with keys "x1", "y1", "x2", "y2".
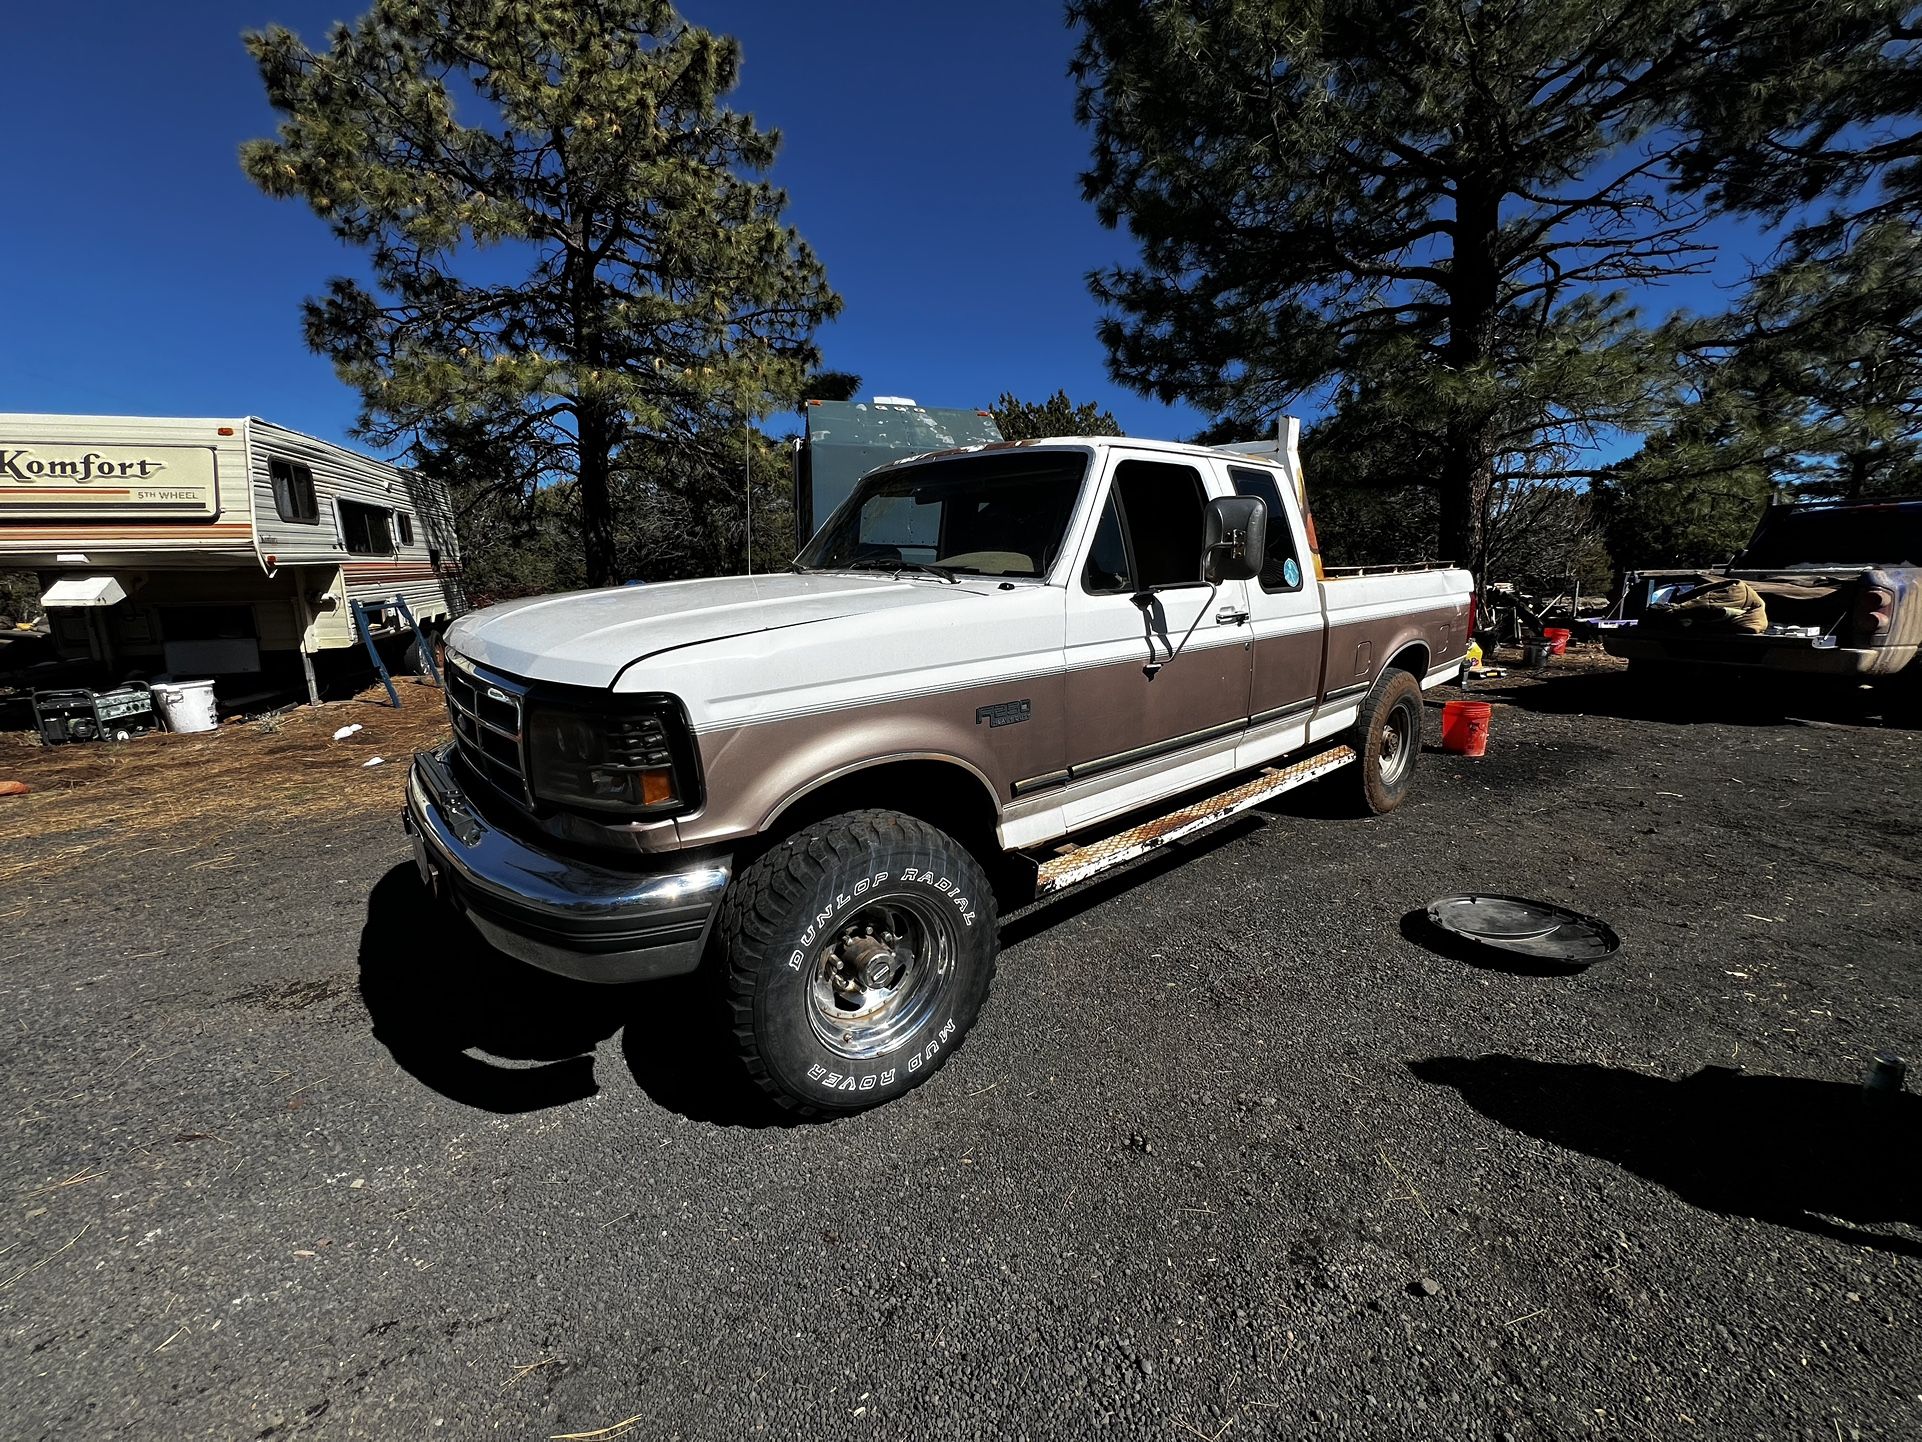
[{"x1": 32, "y1": 684, "x2": 157, "y2": 744}]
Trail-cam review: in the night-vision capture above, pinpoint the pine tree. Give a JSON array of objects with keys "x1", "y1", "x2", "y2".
[
  {"x1": 1668, "y1": 7, "x2": 1922, "y2": 503},
  {"x1": 1069, "y1": 0, "x2": 1773, "y2": 576},
  {"x1": 242, "y1": 0, "x2": 840, "y2": 586},
  {"x1": 990, "y1": 390, "x2": 1123, "y2": 440},
  {"x1": 1627, "y1": 222, "x2": 1922, "y2": 508}
]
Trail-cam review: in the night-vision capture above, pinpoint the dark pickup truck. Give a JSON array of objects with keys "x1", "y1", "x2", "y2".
[{"x1": 1604, "y1": 497, "x2": 1921, "y2": 684}]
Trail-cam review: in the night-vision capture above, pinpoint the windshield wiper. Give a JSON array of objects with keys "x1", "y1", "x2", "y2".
[{"x1": 840, "y1": 557, "x2": 960, "y2": 584}]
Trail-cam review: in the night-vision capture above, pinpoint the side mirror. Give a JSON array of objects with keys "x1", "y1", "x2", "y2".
[{"x1": 1202, "y1": 495, "x2": 1267, "y2": 584}]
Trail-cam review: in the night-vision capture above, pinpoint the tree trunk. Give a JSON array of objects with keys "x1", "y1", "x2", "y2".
[
  {"x1": 1437, "y1": 426, "x2": 1494, "y2": 574},
  {"x1": 579, "y1": 404, "x2": 617, "y2": 587},
  {"x1": 1847, "y1": 446, "x2": 1869, "y2": 500},
  {"x1": 567, "y1": 197, "x2": 619, "y2": 588},
  {"x1": 1438, "y1": 179, "x2": 1501, "y2": 579}
]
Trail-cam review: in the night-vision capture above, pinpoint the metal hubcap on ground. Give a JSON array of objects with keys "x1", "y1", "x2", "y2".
[
  {"x1": 808, "y1": 895, "x2": 956, "y2": 1060},
  {"x1": 1378, "y1": 703, "x2": 1414, "y2": 785}
]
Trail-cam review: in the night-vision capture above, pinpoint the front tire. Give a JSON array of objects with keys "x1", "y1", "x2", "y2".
[
  {"x1": 1347, "y1": 669, "x2": 1423, "y2": 814},
  {"x1": 717, "y1": 809, "x2": 998, "y2": 1115}
]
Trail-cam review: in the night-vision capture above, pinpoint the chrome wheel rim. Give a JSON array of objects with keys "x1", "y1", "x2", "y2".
[
  {"x1": 1377, "y1": 701, "x2": 1414, "y2": 786},
  {"x1": 806, "y1": 894, "x2": 956, "y2": 1061}
]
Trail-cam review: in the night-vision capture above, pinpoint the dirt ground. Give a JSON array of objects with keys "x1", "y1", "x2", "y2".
[
  {"x1": 0, "y1": 679, "x2": 443, "y2": 888},
  {"x1": 0, "y1": 650, "x2": 1917, "y2": 1441}
]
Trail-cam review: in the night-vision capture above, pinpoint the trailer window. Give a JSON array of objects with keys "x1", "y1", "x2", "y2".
[
  {"x1": 339, "y1": 499, "x2": 395, "y2": 555},
  {"x1": 1229, "y1": 468, "x2": 1305, "y2": 592},
  {"x1": 269, "y1": 459, "x2": 319, "y2": 525},
  {"x1": 396, "y1": 512, "x2": 415, "y2": 546}
]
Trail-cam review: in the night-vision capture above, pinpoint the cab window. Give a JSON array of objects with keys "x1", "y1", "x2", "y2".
[
  {"x1": 1230, "y1": 467, "x2": 1306, "y2": 593},
  {"x1": 1081, "y1": 460, "x2": 1208, "y2": 593}
]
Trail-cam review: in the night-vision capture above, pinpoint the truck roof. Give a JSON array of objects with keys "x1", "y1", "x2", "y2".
[{"x1": 869, "y1": 434, "x2": 1294, "y2": 473}]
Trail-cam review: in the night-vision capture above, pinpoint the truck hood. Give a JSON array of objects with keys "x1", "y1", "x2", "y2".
[{"x1": 444, "y1": 571, "x2": 995, "y2": 688}]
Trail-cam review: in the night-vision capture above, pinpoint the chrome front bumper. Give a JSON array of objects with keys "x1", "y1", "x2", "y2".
[{"x1": 402, "y1": 744, "x2": 731, "y2": 983}]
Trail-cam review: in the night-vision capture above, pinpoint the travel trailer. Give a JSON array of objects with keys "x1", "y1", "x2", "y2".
[{"x1": 0, "y1": 414, "x2": 462, "y2": 701}]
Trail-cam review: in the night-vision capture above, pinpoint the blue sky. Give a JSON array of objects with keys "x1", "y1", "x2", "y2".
[{"x1": 2, "y1": 2, "x2": 1771, "y2": 457}]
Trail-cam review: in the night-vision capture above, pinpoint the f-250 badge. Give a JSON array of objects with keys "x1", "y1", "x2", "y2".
[{"x1": 975, "y1": 699, "x2": 1032, "y2": 728}]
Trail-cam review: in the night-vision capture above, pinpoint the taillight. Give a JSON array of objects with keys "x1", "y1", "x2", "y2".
[
  {"x1": 1465, "y1": 592, "x2": 1480, "y2": 638},
  {"x1": 1854, "y1": 585, "x2": 1894, "y2": 638}
]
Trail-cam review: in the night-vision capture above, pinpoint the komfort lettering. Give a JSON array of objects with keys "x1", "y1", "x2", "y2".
[{"x1": 0, "y1": 449, "x2": 167, "y2": 483}]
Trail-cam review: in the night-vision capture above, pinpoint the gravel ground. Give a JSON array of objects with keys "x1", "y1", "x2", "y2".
[{"x1": 1, "y1": 661, "x2": 1918, "y2": 1441}]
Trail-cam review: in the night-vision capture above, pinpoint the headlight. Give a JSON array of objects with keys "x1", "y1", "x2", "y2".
[{"x1": 526, "y1": 702, "x2": 688, "y2": 815}]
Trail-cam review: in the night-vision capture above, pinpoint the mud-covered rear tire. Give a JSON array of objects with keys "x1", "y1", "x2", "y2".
[
  {"x1": 717, "y1": 809, "x2": 998, "y2": 1116},
  {"x1": 1346, "y1": 669, "x2": 1424, "y2": 815}
]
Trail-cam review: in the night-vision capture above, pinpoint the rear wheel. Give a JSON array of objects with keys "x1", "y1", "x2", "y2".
[
  {"x1": 716, "y1": 809, "x2": 998, "y2": 1115},
  {"x1": 403, "y1": 624, "x2": 436, "y2": 676},
  {"x1": 1346, "y1": 669, "x2": 1423, "y2": 815}
]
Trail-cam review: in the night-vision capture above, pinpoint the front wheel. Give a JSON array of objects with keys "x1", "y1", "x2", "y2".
[
  {"x1": 717, "y1": 809, "x2": 999, "y2": 1115},
  {"x1": 1345, "y1": 669, "x2": 1423, "y2": 814}
]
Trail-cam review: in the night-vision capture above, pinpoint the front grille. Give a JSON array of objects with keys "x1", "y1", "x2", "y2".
[{"x1": 444, "y1": 655, "x2": 532, "y2": 805}]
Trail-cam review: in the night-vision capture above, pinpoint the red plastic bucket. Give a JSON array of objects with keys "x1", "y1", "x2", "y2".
[
  {"x1": 1441, "y1": 700, "x2": 1492, "y2": 757},
  {"x1": 1542, "y1": 627, "x2": 1571, "y2": 656}
]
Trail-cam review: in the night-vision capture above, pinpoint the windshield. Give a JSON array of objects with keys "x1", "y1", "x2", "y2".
[
  {"x1": 797, "y1": 450, "x2": 1089, "y2": 580},
  {"x1": 1735, "y1": 501, "x2": 1922, "y2": 570}
]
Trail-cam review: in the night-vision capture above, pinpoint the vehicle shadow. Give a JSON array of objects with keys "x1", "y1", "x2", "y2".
[
  {"x1": 1411, "y1": 1054, "x2": 1922, "y2": 1257},
  {"x1": 617, "y1": 978, "x2": 799, "y2": 1129},
  {"x1": 357, "y1": 864, "x2": 623, "y2": 1113},
  {"x1": 358, "y1": 863, "x2": 799, "y2": 1127},
  {"x1": 1466, "y1": 669, "x2": 1913, "y2": 729}
]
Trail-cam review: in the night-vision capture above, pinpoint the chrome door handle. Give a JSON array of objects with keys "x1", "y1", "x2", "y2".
[{"x1": 1215, "y1": 607, "x2": 1250, "y2": 625}]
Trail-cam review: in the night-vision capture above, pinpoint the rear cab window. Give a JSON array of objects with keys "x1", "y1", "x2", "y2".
[{"x1": 1229, "y1": 466, "x2": 1306, "y2": 592}]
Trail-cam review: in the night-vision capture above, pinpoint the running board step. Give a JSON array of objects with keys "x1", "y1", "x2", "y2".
[{"x1": 1032, "y1": 745, "x2": 1357, "y2": 895}]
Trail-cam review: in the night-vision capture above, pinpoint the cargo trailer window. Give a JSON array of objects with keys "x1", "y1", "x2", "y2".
[
  {"x1": 396, "y1": 512, "x2": 415, "y2": 546},
  {"x1": 269, "y1": 459, "x2": 319, "y2": 525},
  {"x1": 339, "y1": 499, "x2": 395, "y2": 555},
  {"x1": 1229, "y1": 468, "x2": 1305, "y2": 592}
]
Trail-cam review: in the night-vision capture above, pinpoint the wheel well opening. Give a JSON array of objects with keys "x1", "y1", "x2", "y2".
[
  {"x1": 761, "y1": 760, "x2": 1001, "y2": 866},
  {"x1": 1385, "y1": 642, "x2": 1430, "y2": 679}
]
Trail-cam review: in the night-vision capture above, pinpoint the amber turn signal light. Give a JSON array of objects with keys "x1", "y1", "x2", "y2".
[{"x1": 640, "y1": 768, "x2": 678, "y2": 807}]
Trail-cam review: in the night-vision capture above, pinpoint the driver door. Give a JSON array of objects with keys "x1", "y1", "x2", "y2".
[{"x1": 1059, "y1": 454, "x2": 1253, "y2": 829}]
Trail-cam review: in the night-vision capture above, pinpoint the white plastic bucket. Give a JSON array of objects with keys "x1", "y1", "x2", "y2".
[{"x1": 154, "y1": 680, "x2": 219, "y2": 734}]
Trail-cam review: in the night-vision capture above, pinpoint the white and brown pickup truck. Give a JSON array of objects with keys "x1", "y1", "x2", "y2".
[{"x1": 404, "y1": 435, "x2": 1471, "y2": 1112}]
